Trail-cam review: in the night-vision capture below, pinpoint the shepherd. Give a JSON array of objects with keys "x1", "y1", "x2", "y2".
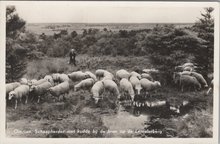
[{"x1": 69, "y1": 48, "x2": 76, "y2": 66}]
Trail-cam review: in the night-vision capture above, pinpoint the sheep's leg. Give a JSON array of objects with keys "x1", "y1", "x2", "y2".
[
  {"x1": 15, "y1": 99, "x2": 17, "y2": 109},
  {"x1": 207, "y1": 88, "x2": 212, "y2": 95},
  {"x1": 138, "y1": 102, "x2": 141, "y2": 107},
  {"x1": 37, "y1": 96, "x2": 40, "y2": 103},
  {"x1": 25, "y1": 95, "x2": 28, "y2": 104},
  {"x1": 62, "y1": 94, "x2": 65, "y2": 101},
  {"x1": 150, "y1": 93, "x2": 152, "y2": 99},
  {"x1": 181, "y1": 85, "x2": 184, "y2": 92},
  {"x1": 145, "y1": 91, "x2": 149, "y2": 97},
  {"x1": 133, "y1": 100, "x2": 136, "y2": 106},
  {"x1": 129, "y1": 94, "x2": 133, "y2": 106},
  {"x1": 61, "y1": 94, "x2": 64, "y2": 101},
  {"x1": 63, "y1": 93, "x2": 66, "y2": 101},
  {"x1": 124, "y1": 92, "x2": 128, "y2": 105},
  {"x1": 135, "y1": 101, "x2": 139, "y2": 107},
  {"x1": 30, "y1": 94, "x2": 34, "y2": 102},
  {"x1": 123, "y1": 92, "x2": 128, "y2": 106},
  {"x1": 66, "y1": 92, "x2": 69, "y2": 99},
  {"x1": 121, "y1": 91, "x2": 124, "y2": 100}
]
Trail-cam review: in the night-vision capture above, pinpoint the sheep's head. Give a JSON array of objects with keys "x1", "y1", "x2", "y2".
[
  {"x1": 48, "y1": 88, "x2": 55, "y2": 95},
  {"x1": 117, "y1": 94, "x2": 121, "y2": 100},
  {"x1": 135, "y1": 85, "x2": 142, "y2": 95},
  {"x1": 67, "y1": 74, "x2": 75, "y2": 80},
  {"x1": 20, "y1": 78, "x2": 28, "y2": 84},
  {"x1": 155, "y1": 81, "x2": 161, "y2": 87},
  {"x1": 27, "y1": 82, "x2": 33, "y2": 90},
  {"x1": 130, "y1": 91, "x2": 135, "y2": 101},
  {"x1": 8, "y1": 91, "x2": 15, "y2": 100},
  {"x1": 52, "y1": 73, "x2": 59, "y2": 80},
  {"x1": 27, "y1": 80, "x2": 32, "y2": 86},
  {"x1": 74, "y1": 86, "x2": 79, "y2": 92},
  {"x1": 93, "y1": 96, "x2": 100, "y2": 104},
  {"x1": 90, "y1": 79, "x2": 95, "y2": 85},
  {"x1": 137, "y1": 75, "x2": 141, "y2": 80},
  {"x1": 85, "y1": 74, "x2": 91, "y2": 79},
  {"x1": 29, "y1": 85, "x2": 36, "y2": 92}
]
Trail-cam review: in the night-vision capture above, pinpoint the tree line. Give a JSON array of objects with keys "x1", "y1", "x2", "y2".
[{"x1": 6, "y1": 6, "x2": 214, "y2": 83}]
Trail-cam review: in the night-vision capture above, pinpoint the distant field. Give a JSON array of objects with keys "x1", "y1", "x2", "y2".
[{"x1": 26, "y1": 23, "x2": 193, "y2": 35}]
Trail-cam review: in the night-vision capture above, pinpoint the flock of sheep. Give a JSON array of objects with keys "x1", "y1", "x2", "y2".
[
  {"x1": 6, "y1": 62, "x2": 213, "y2": 110},
  {"x1": 6, "y1": 68, "x2": 161, "y2": 109},
  {"x1": 173, "y1": 62, "x2": 213, "y2": 93}
]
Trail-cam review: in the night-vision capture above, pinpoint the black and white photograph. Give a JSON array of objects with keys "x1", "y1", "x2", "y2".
[{"x1": 0, "y1": 1, "x2": 219, "y2": 143}]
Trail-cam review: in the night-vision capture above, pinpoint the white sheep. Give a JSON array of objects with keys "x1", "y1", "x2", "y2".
[
  {"x1": 19, "y1": 78, "x2": 28, "y2": 85},
  {"x1": 8, "y1": 85, "x2": 29, "y2": 109},
  {"x1": 44, "y1": 75, "x2": 54, "y2": 86},
  {"x1": 31, "y1": 79, "x2": 47, "y2": 86},
  {"x1": 141, "y1": 73, "x2": 154, "y2": 81},
  {"x1": 130, "y1": 71, "x2": 141, "y2": 79},
  {"x1": 206, "y1": 79, "x2": 213, "y2": 95},
  {"x1": 30, "y1": 81, "x2": 52, "y2": 103},
  {"x1": 6, "y1": 82, "x2": 21, "y2": 95},
  {"x1": 103, "y1": 71, "x2": 114, "y2": 78},
  {"x1": 102, "y1": 79, "x2": 121, "y2": 99},
  {"x1": 190, "y1": 72, "x2": 208, "y2": 88},
  {"x1": 180, "y1": 75, "x2": 201, "y2": 92},
  {"x1": 174, "y1": 73, "x2": 201, "y2": 92},
  {"x1": 49, "y1": 81, "x2": 70, "y2": 101},
  {"x1": 119, "y1": 78, "x2": 135, "y2": 101},
  {"x1": 140, "y1": 78, "x2": 161, "y2": 95},
  {"x1": 68, "y1": 71, "x2": 89, "y2": 81},
  {"x1": 91, "y1": 81, "x2": 104, "y2": 104},
  {"x1": 74, "y1": 78, "x2": 95, "y2": 92},
  {"x1": 59, "y1": 73, "x2": 70, "y2": 82},
  {"x1": 102, "y1": 73, "x2": 114, "y2": 81},
  {"x1": 116, "y1": 69, "x2": 130, "y2": 80},
  {"x1": 28, "y1": 79, "x2": 38, "y2": 85},
  {"x1": 129, "y1": 76, "x2": 142, "y2": 95},
  {"x1": 176, "y1": 71, "x2": 207, "y2": 88},
  {"x1": 85, "y1": 71, "x2": 97, "y2": 81}
]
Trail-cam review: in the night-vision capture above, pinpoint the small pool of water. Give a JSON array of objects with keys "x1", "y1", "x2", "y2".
[
  {"x1": 102, "y1": 105, "x2": 150, "y2": 137},
  {"x1": 102, "y1": 99, "x2": 190, "y2": 137}
]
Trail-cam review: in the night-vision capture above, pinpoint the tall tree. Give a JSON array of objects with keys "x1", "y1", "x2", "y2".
[
  {"x1": 193, "y1": 7, "x2": 214, "y2": 77},
  {"x1": 6, "y1": 6, "x2": 26, "y2": 38},
  {"x1": 144, "y1": 25, "x2": 205, "y2": 85},
  {"x1": 6, "y1": 6, "x2": 27, "y2": 82}
]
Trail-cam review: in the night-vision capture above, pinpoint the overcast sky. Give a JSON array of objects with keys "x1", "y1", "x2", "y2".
[{"x1": 10, "y1": 2, "x2": 215, "y2": 23}]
